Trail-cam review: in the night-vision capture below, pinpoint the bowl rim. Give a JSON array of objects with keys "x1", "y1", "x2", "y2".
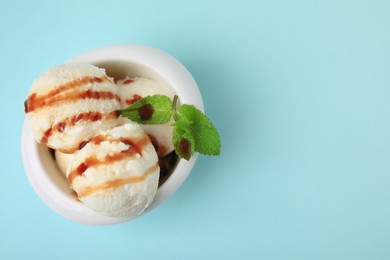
[{"x1": 21, "y1": 44, "x2": 203, "y2": 225}]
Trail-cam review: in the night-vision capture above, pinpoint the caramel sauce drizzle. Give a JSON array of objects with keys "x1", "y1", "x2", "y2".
[
  {"x1": 77, "y1": 163, "x2": 159, "y2": 197},
  {"x1": 125, "y1": 94, "x2": 142, "y2": 105},
  {"x1": 24, "y1": 76, "x2": 120, "y2": 113},
  {"x1": 40, "y1": 111, "x2": 120, "y2": 145},
  {"x1": 122, "y1": 79, "x2": 134, "y2": 84},
  {"x1": 67, "y1": 135, "x2": 151, "y2": 185}
]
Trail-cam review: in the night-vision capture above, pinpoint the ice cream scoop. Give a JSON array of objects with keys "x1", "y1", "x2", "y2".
[
  {"x1": 67, "y1": 123, "x2": 159, "y2": 218},
  {"x1": 117, "y1": 77, "x2": 175, "y2": 157},
  {"x1": 24, "y1": 63, "x2": 121, "y2": 153}
]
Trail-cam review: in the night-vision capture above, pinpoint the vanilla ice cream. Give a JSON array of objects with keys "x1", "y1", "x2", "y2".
[
  {"x1": 24, "y1": 63, "x2": 121, "y2": 153},
  {"x1": 117, "y1": 77, "x2": 175, "y2": 157},
  {"x1": 67, "y1": 123, "x2": 159, "y2": 218}
]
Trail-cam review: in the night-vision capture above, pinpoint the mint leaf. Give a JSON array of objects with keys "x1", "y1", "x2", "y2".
[
  {"x1": 119, "y1": 95, "x2": 173, "y2": 124},
  {"x1": 118, "y1": 94, "x2": 221, "y2": 160},
  {"x1": 172, "y1": 117, "x2": 196, "y2": 160},
  {"x1": 176, "y1": 105, "x2": 221, "y2": 156}
]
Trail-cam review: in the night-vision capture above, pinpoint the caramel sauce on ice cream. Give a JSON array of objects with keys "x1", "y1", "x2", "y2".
[
  {"x1": 25, "y1": 63, "x2": 179, "y2": 218},
  {"x1": 68, "y1": 135, "x2": 150, "y2": 185},
  {"x1": 78, "y1": 163, "x2": 159, "y2": 197},
  {"x1": 24, "y1": 64, "x2": 121, "y2": 152},
  {"x1": 67, "y1": 123, "x2": 160, "y2": 217},
  {"x1": 41, "y1": 111, "x2": 120, "y2": 145}
]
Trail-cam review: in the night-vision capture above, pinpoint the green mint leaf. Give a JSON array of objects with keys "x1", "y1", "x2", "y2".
[
  {"x1": 176, "y1": 104, "x2": 221, "y2": 156},
  {"x1": 118, "y1": 95, "x2": 173, "y2": 125},
  {"x1": 119, "y1": 94, "x2": 221, "y2": 160},
  {"x1": 172, "y1": 117, "x2": 196, "y2": 160}
]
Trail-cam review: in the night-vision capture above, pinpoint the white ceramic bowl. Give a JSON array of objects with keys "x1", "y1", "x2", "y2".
[{"x1": 21, "y1": 45, "x2": 203, "y2": 225}]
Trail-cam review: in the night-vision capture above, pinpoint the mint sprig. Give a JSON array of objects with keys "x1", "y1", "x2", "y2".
[{"x1": 118, "y1": 95, "x2": 221, "y2": 160}]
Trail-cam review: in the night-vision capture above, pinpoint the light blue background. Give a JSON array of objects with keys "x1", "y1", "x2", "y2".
[{"x1": 1, "y1": 0, "x2": 390, "y2": 259}]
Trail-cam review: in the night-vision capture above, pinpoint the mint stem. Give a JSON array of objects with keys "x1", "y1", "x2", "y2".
[{"x1": 172, "y1": 95, "x2": 179, "y2": 121}]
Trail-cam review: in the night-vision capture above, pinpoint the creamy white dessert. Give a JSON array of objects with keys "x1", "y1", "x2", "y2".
[
  {"x1": 24, "y1": 64, "x2": 174, "y2": 218},
  {"x1": 24, "y1": 63, "x2": 121, "y2": 153},
  {"x1": 117, "y1": 77, "x2": 175, "y2": 157},
  {"x1": 67, "y1": 123, "x2": 159, "y2": 218}
]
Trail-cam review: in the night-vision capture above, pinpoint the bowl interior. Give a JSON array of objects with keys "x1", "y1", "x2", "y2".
[{"x1": 94, "y1": 60, "x2": 171, "y2": 84}]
